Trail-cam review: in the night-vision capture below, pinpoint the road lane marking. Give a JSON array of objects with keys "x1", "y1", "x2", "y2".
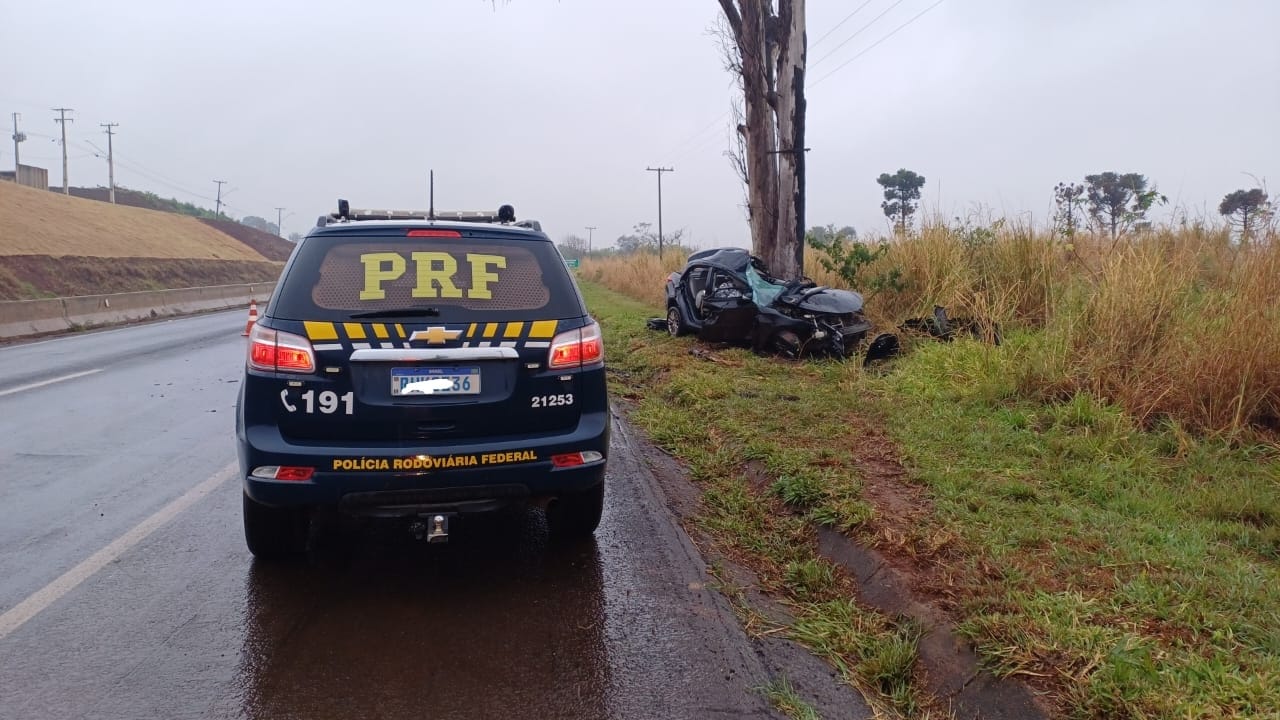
[
  {"x1": 0, "y1": 461, "x2": 237, "y2": 642},
  {"x1": 0, "y1": 369, "x2": 104, "y2": 397}
]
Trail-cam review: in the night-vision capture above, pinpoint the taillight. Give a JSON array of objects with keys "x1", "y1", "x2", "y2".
[
  {"x1": 550, "y1": 451, "x2": 604, "y2": 468},
  {"x1": 247, "y1": 324, "x2": 316, "y2": 373},
  {"x1": 548, "y1": 322, "x2": 604, "y2": 370},
  {"x1": 250, "y1": 466, "x2": 315, "y2": 481}
]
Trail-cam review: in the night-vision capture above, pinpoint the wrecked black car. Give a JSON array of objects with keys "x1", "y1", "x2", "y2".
[{"x1": 663, "y1": 247, "x2": 893, "y2": 359}]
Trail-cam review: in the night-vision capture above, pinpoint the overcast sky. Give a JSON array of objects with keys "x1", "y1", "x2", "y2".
[{"x1": 2, "y1": 0, "x2": 1276, "y2": 247}]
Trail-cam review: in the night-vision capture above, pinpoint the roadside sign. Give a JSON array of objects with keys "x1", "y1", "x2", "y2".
[{"x1": 565, "y1": 258, "x2": 580, "y2": 268}]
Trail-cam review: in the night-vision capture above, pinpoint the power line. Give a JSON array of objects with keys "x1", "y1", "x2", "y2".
[
  {"x1": 10, "y1": 113, "x2": 23, "y2": 171},
  {"x1": 811, "y1": 0, "x2": 947, "y2": 88},
  {"x1": 645, "y1": 167, "x2": 674, "y2": 258},
  {"x1": 52, "y1": 107, "x2": 73, "y2": 194},
  {"x1": 810, "y1": 0, "x2": 910, "y2": 68},
  {"x1": 213, "y1": 180, "x2": 228, "y2": 218},
  {"x1": 100, "y1": 123, "x2": 118, "y2": 203},
  {"x1": 661, "y1": 110, "x2": 731, "y2": 166},
  {"x1": 810, "y1": 0, "x2": 877, "y2": 48},
  {"x1": 657, "y1": 0, "x2": 912, "y2": 164}
]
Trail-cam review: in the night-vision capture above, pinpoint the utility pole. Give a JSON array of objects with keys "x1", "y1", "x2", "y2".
[
  {"x1": 53, "y1": 108, "x2": 73, "y2": 194},
  {"x1": 11, "y1": 113, "x2": 25, "y2": 172},
  {"x1": 584, "y1": 225, "x2": 596, "y2": 253},
  {"x1": 100, "y1": 123, "x2": 118, "y2": 203},
  {"x1": 645, "y1": 167, "x2": 673, "y2": 258},
  {"x1": 275, "y1": 207, "x2": 286, "y2": 237},
  {"x1": 213, "y1": 180, "x2": 227, "y2": 217}
]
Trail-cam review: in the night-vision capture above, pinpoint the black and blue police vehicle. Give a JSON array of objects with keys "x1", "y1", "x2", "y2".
[{"x1": 235, "y1": 201, "x2": 609, "y2": 558}]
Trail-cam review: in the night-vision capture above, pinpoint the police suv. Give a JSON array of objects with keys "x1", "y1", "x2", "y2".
[{"x1": 235, "y1": 202, "x2": 609, "y2": 558}]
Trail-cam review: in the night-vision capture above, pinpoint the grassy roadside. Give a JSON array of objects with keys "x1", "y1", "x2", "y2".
[{"x1": 583, "y1": 279, "x2": 1280, "y2": 719}]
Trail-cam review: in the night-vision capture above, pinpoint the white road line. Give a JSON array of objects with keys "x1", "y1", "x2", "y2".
[
  {"x1": 0, "y1": 369, "x2": 104, "y2": 397},
  {"x1": 0, "y1": 461, "x2": 237, "y2": 642}
]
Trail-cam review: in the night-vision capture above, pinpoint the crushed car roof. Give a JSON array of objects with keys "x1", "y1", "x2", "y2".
[{"x1": 685, "y1": 247, "x2": 755, "y2": 273}]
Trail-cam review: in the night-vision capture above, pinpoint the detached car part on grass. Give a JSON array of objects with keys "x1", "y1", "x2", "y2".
[{"x1": 662, "y1": 248, "x2": 899, "y2": 363}]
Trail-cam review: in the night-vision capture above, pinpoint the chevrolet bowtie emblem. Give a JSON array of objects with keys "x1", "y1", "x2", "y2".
[{"x1": 410, "y1": 327, "x2": 462, "y2": 345}]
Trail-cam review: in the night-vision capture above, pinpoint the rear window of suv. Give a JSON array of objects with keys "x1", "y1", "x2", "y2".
[{"x1": 270, "y1": 233, "x2": 585, "y2": 322}]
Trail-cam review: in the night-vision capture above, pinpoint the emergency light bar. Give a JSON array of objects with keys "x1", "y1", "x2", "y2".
[{"x1": 319, "y1": 200, "x2": 537, "y2": 229}]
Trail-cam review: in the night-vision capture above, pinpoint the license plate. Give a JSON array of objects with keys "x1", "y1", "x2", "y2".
[{"x1": 391, "y1": 367, "x2": 481, "y2": 396}]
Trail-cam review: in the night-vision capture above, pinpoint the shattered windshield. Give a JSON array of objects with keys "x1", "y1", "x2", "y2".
[{"x1": 744, "y1": 265, "x2": 785, "y2": 307}]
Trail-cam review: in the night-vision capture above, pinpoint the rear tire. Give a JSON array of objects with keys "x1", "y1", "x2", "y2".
[
  {"x1": 667, "y1": 306, "x2": 690, "y2": 337},
  {"x1": 548, "y1": 482, "x2": 604, "y2": 540},
  {"x1": 243, "y1": 493, "x2": 309, "y2": 560}
]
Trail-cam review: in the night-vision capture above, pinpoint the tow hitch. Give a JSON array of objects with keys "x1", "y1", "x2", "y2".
[{"x1": 409, "y1": 513, "x2": 452, "y2": 543}]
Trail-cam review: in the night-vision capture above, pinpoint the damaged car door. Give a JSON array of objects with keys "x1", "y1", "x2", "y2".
[{"x1": 697, "y1": 268, "x2": 757, "y2": 343}]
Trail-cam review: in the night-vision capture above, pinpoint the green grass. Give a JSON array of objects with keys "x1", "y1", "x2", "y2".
[
  {"x1": 583, "y1": 279, "x2": 1280, "y2": 719},
  {"x1": 760, "y1": 676, "x2": 821, "y2": 720},
  {"x1": 865, "y1": 334, "x2": 1280, "y2": 718},
  {"x1": 587, "y1": 282, "x2": 927, "y2": 717}
]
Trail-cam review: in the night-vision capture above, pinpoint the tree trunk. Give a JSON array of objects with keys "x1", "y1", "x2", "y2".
[
  {"x1": 770, "y1": 0, "x2": 806, "y2": 280},
  {"x1": 719, "y1": 0, "x2": 806, "y2": 280},
  {"x1": 737, "y1": 0, "x2": 779, "y2": 263}
]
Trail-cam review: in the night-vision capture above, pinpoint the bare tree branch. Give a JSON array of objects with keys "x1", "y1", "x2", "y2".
[{"x1": 717, "y1": 0, "x2": 743, "y2": 40}]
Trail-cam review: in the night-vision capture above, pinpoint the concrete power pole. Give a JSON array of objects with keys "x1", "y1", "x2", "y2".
[
  {"x1": 53, "y1": 108, "x2": 74, "y2": 194},
  {"x1": 11, "y1": 113, "x2": 25, "y2": 172},
  {"x1": 585, "y1": 225, "x2": 596, "y2": 253},
  {"x1": 213, "y1": 180, "x2": 227, "y2": 218},
  {"x1": 100, "y1": 123, "x2": 118, "y2": 203},
  {"x1": 275, "y1": 207, "x2": 286, "y2": 237},
  {"x1": 645, "y1": 167, "x2": 674, "y2": 258}
]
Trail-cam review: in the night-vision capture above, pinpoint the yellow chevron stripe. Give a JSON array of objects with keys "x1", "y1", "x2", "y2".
[
  {"x1": 343, "y1": 323, "x2": 367, "y2": 340},
  {"x1": 528, "y1": 320, "x2": 558, "y2": 338},
  {"x1": 466, "y1": 323, "x2": 477, "y2": 338},
  {"x1": 504, "y1": 321, "x2": 525, "y2": 338},
  {"x1": 372, "y1": 323, "x2": 390, "y2": 339},
  {"x1": 303, "y1": 321, "x2": 339, "y2": 341},
  {"x1": 395, "y1": 324, "x2": 406, "y2": 338},
  {"x1": 482, "y1": 323, "x2": 498, "y2": 338}
]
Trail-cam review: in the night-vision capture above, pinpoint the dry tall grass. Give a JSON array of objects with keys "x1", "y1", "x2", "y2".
[{"x1": 579, "y1": 223, "x2": 1280, "y2": 438}]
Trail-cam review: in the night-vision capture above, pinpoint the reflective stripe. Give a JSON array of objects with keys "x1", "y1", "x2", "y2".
[
  {"x1": 372, "y1": 324, "x2": 390, "y2": 339},
  {"x1": 313, "y1": 343, "x2": 344, "y2": 351},
  {"x1": 524, "y1": 341, "x2": 550, "y2": 349},
  {"x1": 499, "y1": 341, "x2": 518, "y2": 348},
  {"x1": 304, "y1": 321, "x2": 339, "y2": 341},
  {"x1": 350, "y1": 347, "x2": 518, "y2": 362},
  {"x1": 466, "y1": 323, "x2": 478, "y2": 338},
  {"x1": 343, "y1": 323, "x2": 367, "y2": 340},
  {"x1": 504, "y1": 321, "x2": 524, "y2": 338},
  {"x1": 482, "y1": 323, "x2": 498, "y2": 338},
  {"x1": 395, "y1": 324, "x2": 407, "y2": 338},
  {"x1": 351, "y1": 342, "x2": 372, "y2": 350},
  {"x1": 529, "y1": 320, "x2": 558, "y2": 338}
]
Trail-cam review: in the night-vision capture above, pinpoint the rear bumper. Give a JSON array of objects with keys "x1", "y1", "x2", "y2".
[{"x1": 238, "y1": 408, "x2": 610, "y2": 509}]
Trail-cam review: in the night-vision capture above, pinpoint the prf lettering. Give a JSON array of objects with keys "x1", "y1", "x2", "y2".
[{"x1": 358, "y1": 252, "x2": 508, "y2": 301}]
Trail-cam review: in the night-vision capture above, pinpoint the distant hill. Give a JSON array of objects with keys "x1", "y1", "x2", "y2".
[{"x1": 0, "y1": 181, "x2": 282, "y2": 299}]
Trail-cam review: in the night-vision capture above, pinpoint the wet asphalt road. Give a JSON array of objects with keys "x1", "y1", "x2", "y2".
[{"x1": 0, "y1": 313, "x2": 782, "y2": 720}]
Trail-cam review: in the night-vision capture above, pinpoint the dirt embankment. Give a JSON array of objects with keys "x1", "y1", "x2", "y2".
[
  {"x1": 0, "y1": 256, "x2": 281, "y2": 300},
  {"x1": 0, "y1": 181, "x2": 283, "y2": 299},
  {"x1": 198, "y1": 218, "x2": 294, "y2": 261}
]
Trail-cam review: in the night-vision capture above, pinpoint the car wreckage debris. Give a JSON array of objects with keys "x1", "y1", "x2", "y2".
[{"x1": 647, "y1": 249, "x2": 998, "y2": 365}]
